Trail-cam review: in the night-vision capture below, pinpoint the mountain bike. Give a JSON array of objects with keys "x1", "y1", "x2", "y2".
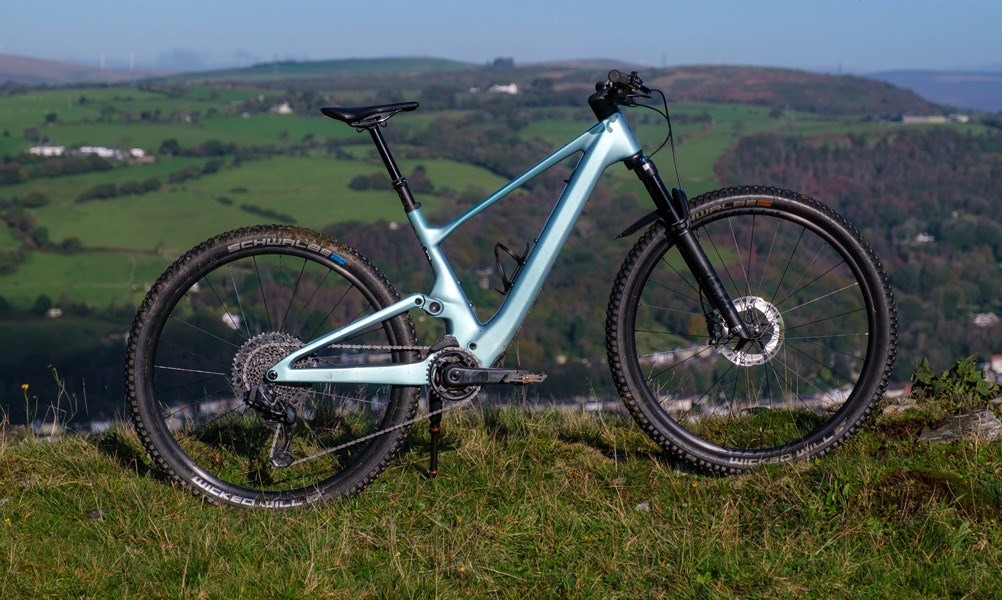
[{"x1": 125, "y1": 71, "x2": 896, "y2": 508}]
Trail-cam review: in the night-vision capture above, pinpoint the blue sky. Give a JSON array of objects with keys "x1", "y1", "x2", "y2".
[{"x1": 2, "y1": 0, "x2": 999, "y2": 74}]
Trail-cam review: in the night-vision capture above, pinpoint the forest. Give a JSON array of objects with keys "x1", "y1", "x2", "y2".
[
  {"x1": 715, "y1": 127, "x2": 1002, "y2": 371},
  {"x1": 1, "y1": 60, "x2": 999, "y2": 427}
]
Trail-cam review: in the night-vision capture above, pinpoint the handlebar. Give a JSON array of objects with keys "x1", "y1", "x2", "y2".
[
  {"x1": 588, "y1": 69, "x2": 651, "y2": 121},
  {"x1": 603, "y1": 70, "x2": 651, "y2": 95}
]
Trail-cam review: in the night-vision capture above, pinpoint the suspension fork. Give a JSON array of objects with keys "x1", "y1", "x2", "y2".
[{"x1": 625, "y1": 153, "x2": 753, "y2": 343}]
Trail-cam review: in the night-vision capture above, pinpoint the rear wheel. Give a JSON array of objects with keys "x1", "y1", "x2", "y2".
[
  {"x1": 607, "y1": 187, "x2": 896, "y2": 472},
  {"x1": 126, "y1": 226, "x2": 420, "y2": 508}
]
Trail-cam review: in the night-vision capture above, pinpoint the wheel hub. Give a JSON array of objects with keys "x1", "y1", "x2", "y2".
[{"x1": 718, "y1": 296, "x2": 785, "y2": 367}]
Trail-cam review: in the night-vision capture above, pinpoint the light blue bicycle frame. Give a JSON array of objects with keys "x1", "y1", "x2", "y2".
[{"x1": 269, "y1": 111, "x2": 643, "y2": 386}]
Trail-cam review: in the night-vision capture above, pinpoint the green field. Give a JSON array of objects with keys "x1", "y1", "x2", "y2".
[
  {"x1": 0, "y1": 82, "x2": 980, "y2": 313},
  {"x1": 2, "y1": 251, "x2": 166, "y2": 309}
]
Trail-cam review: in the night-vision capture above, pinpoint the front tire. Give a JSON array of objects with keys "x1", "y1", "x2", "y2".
[
  {"x1": 126, "y1": 225, "x2": 420, "y2": 508},
  {"x1": 606, "y1": 187, "x2": 896, "y2": 472}
]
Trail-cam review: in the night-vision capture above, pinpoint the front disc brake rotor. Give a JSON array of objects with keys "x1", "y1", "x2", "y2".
[{"x1": 718, "y1": 296, "x2": 785, "y2": 367}]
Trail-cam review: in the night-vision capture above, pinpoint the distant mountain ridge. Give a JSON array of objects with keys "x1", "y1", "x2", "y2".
[
  {"x1": 870, "y1": 70, "x2": 1002, "y2": 112},
  {"x1": 0, "y1": 52, "x2": 951, "y2": 116},
  {"x1": 0, "y1": 54, "x2": 168, "y2": 85},
  {"x1": 644, "y1": 65, "x2": 941, "y2": 116},
  {"x1": 162, "y1": 56, "x2": 475, "y2": 83}
]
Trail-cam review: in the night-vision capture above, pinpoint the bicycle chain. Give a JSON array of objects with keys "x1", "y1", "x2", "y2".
[{"x1": 285, "y1": 342, "x2": 469, "y2": 467}]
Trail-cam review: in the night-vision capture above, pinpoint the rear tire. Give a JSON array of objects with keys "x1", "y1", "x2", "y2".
[
  {"x1": 126, "y1": 225, "x2": 420, "y2": 508},
  {"x1": 606, "y1": 187, "x2": 896, "y2": 472}
]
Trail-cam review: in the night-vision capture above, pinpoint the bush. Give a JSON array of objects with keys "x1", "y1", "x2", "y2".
[
  {"x1": 118, "y1": 181, "x2": 142, "y2": 196},
  {"x1": 141, "y1": 177, "x2": 162, "y2": 192},
  {"x1": 22, "y1": 191, "x2": 49, "y2": 207},
  {"x1": 76, "y1": 183, "x2": 118, "y2": 202}
]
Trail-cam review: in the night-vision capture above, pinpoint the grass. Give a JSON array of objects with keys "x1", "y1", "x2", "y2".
[
  {"x1": 1, "y1": 251, "x2": 165, "y2": 309},
  {"x1": 3, "y1": 399, "x2": 1001, "y2": 598}
]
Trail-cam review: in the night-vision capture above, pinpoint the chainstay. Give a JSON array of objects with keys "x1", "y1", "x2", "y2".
[{"x1": 286, "y1": 342, "x2": 453, "y2": 467}]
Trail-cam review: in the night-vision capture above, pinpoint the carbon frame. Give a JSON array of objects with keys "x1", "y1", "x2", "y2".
[{"x1": 269, "y1": 111, "x2": 643, "y2": 386}]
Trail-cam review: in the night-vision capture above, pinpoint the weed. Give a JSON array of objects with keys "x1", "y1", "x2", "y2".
[{"x1": 908, "y1": 355, "x2": 1000, "y2": 425}]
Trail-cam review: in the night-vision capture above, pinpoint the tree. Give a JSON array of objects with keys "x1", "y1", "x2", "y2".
[
  {"x1": 0, "y1": 163, "x2": 27, "y2": 184},
  {"x1": 348, "y1": 175, "x2": 371, "y2": 191},
  {"x1": 31, "y1": 227, "x2": 49, "y2": 248},
  {"x1": 58, "y1": 237, "x2": 82, "y2": 254},
  {"x1": 158, "y1": 138, "x2": 181, "y2": 156},
  {"x1": 31, "y1": 294, "x2": 52, "y2": 316}
]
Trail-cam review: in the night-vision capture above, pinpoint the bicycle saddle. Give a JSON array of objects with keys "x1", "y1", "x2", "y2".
[{"x1": 321, "y1": 102, "x2": 419, "y2": 128}]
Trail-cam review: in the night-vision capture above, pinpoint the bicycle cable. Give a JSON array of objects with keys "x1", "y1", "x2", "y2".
[{"x1": 635, "y1": 88, "x2": 684, "y2": 191}]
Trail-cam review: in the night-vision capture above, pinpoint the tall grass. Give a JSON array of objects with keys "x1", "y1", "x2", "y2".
[{"x1": 3, "y1": 395, "x2": 1001, "y2": 597}]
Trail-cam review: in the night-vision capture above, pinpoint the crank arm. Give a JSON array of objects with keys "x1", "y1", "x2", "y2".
[{"x1": 441, "y1": 365, "x2": 547, "y2": 386}]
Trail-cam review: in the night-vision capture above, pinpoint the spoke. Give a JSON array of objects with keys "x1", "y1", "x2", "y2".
[
  {"x1": 308, "y1": 283, "x2": 357, "y2": 342},
  {"x1": 782, "y1": 282, "x2": 859, "y2": 315},
  {"x1": 167, "y1": 314, "x2": 242, "y2": 349},
  {"x1": 769, "y1": 226, "x2": 806, "y2": 303},
  {"x1": 227, "y1": 263, "x2": 254, "y2": 339},
  {"x1": 279, "y1": 259, "x2": 309, "y2": 332},
  {"x1": 773, "y1": 242, "x2": 828, "y2": 308},
  {"x1": 252, "y1": 255, "x2": 273, "y2": 331},
  {"x1": 154, "y1": 364, "x2": 227, "y2": 377},
  {"x1": 755, "y1": 217, "x2": 782, "y2": 299},
  {"x1": 785, "y1": 306, "x2": 866, "y2": 332},
  {"x1": 171, "y1": 400, "x2": 249, "y2": 441},
  {"x1": 703, "y1": 227, "x2": 742, "y2": 299},
  {"x1": 651, "y1": 253, "x2": 701, "y2": 302}
]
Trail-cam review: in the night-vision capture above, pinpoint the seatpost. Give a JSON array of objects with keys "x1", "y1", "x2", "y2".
[{"x1": 367, "y1": 127, "x2": 421, "y2": 213}]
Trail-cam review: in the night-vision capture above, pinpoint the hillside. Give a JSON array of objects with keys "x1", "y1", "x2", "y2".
[
  {"x1": 152, "y1": 57, "x2": 945, "y2": 116},
  {"x1": 3, "y1": 402, "x2": 1001, "y2": 597},
  {"x1": 162, "y1": 56, "x2": 476, "y2": 84},
  {"x1": 647, "y1": 65, "x2": 943, "y2": 115},
  {"x1": 0, "y1": 54, "x2": 166, "y2": 86},
  {"x1": 0, "y1": 57, "x2": 995, "y2": 425}
]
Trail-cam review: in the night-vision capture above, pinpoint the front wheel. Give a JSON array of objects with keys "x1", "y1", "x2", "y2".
[
  {"x1": 126, "y1": 225, "x2": 420, "y2": 508},
  {"x1": 606, "y1": 187, "x2": 896, "y2": 472}
]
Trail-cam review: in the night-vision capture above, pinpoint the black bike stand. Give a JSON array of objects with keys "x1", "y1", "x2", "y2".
[{"x1": 428, "y1": 393, "x2": 443, "y2": 478}]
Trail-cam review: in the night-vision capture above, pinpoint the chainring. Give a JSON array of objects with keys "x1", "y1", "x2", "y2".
[{"x1": 428, "y1": 348, "x2": 482, "y2": 402}]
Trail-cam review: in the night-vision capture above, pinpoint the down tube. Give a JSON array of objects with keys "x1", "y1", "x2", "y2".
[{"x1": 469, "y1": 113, "x2": 642, "y2": 364}]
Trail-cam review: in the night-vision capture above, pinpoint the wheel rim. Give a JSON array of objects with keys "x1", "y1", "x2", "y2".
[{"x1": 139, "y1": 245, "x2": 413, "y2": 501}]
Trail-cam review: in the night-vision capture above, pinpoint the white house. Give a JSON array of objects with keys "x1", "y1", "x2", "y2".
[
  {"x1": 489, "y1": 83, "x2": 519, "y2": 95},
  {"x1": 28, "y1": 145, "x2": 65, "y2": 157}
]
